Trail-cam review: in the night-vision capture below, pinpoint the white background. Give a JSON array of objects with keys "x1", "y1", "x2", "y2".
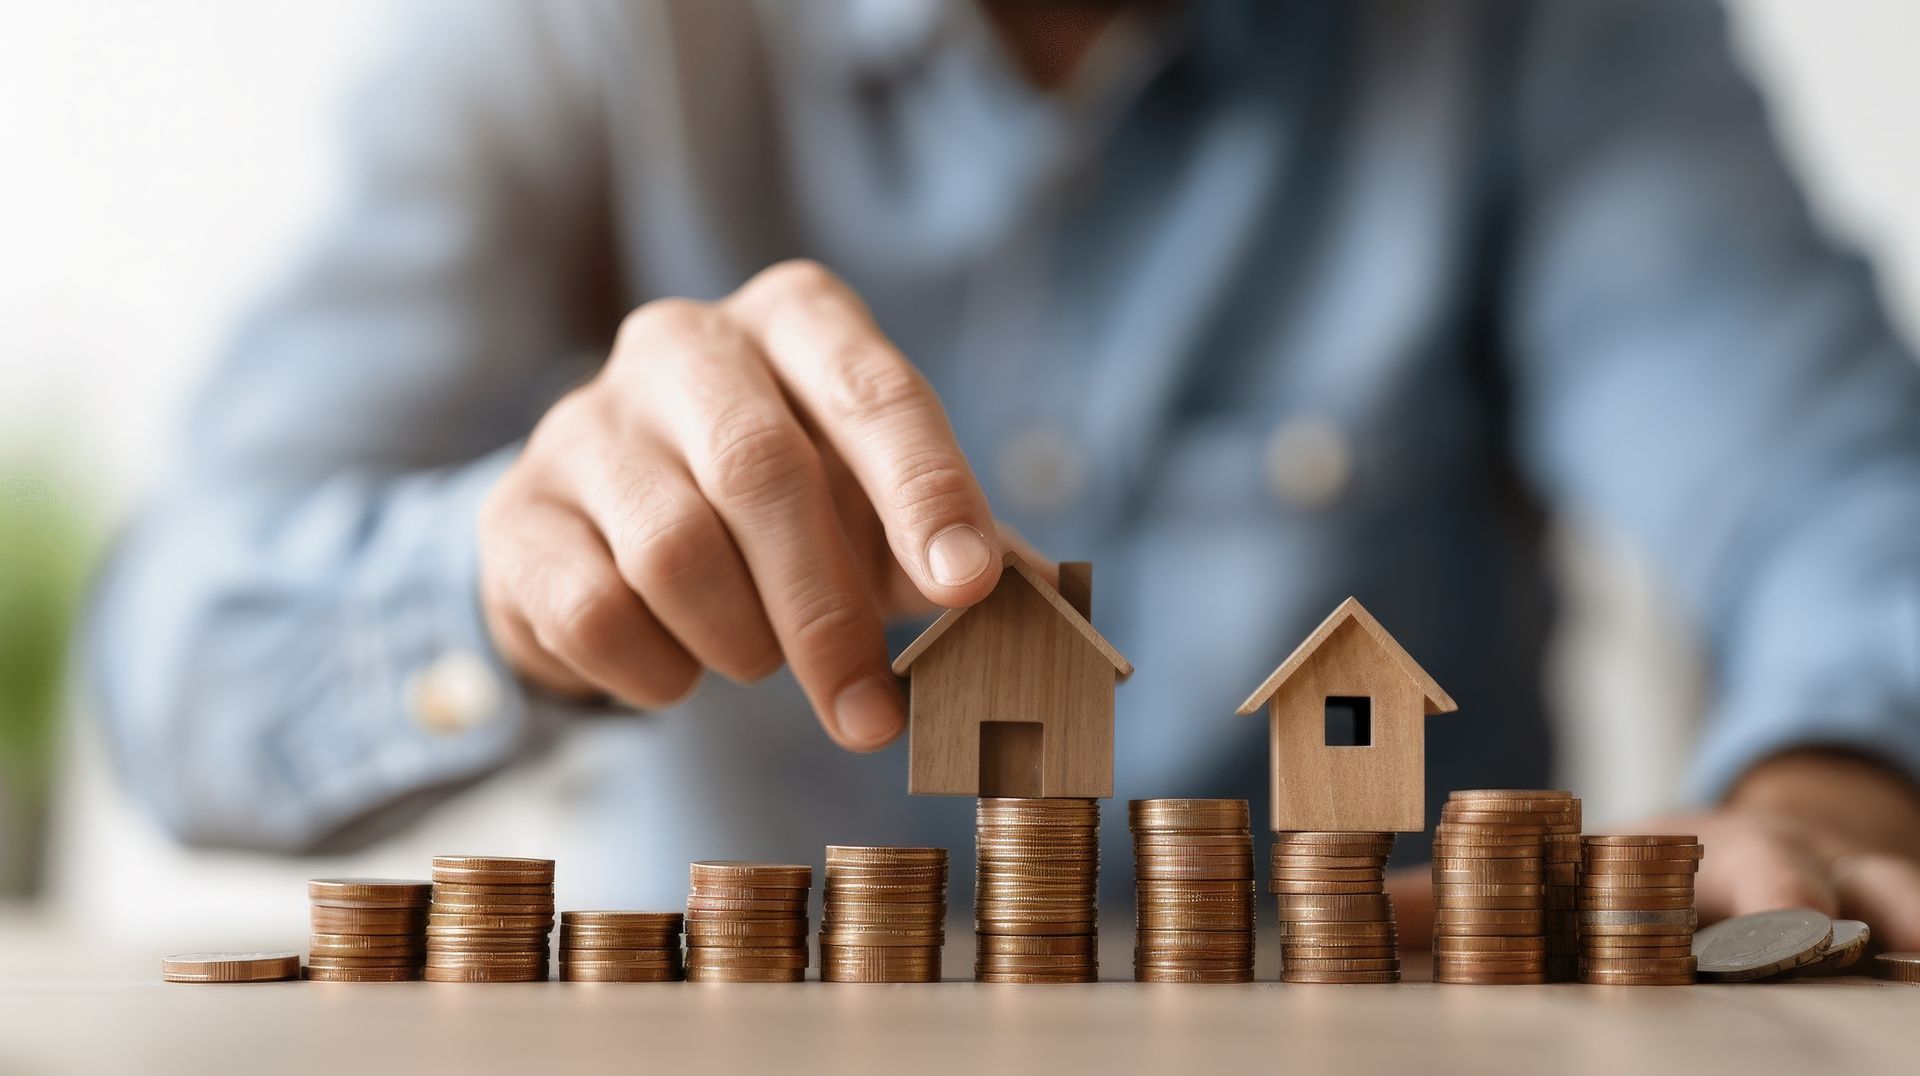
[{"x1": 2, "y1": 1, "x2": 1917, "y2": 942}]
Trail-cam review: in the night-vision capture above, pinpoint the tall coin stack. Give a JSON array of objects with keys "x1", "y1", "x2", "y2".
[
  {"x1": 1578, "y1": 835, "x2": 1702, "y2": 985},
  {"x1": 1430, "y1": 791, "x2": 1574, "y2": 984},
  {"x1": 306, "y1": 878, "x2": 430, "y2": 982},
  {"x1": 819, "y1": 846, "x2": 948, "y2": 983},
  {"x1": 685, "y1": 861, "x2": 812, "y2": 983},
  {"x1": 1129, "y1": 799, "x2": 1254, "y2": 983},
  {"x1": 1271, "y1": 832, "x2": 1400, "y2": 983},
  {"x1": 975, "y1": 798, "x2": 1100, "y2": 983},
  {"x1": 424, "y1": 856, "x2": 555, "y2": 983},
  {"x1": 557, "y1": 911, "x2": 683, "y2": 982},
  {"x1": 1434, "y1": 789, "x2": 1582, "y2": 982}
]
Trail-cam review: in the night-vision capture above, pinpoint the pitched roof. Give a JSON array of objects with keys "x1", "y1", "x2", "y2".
[
  {"x1": 891, "y1": 552, "x2": 1133, "y2": 679},
  {"x1": 1235, "y1": 597, "x2": 1456, "y2": 716}
]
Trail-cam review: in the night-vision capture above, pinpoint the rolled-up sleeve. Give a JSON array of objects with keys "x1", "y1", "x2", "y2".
[
  {"x1": 1500, "y1": 0, "x2": 1920, "y2": 800},
  {"x1": 87, "y1": 0, "x2": 624, "y2": 851}
]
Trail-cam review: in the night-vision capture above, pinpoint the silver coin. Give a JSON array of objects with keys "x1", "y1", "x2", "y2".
[
  {"x1": 1787, "y1": 919, "x2": 1871, "y2": 978},
  {"x1": 1692, "y1": 908, "x2": 1833, "y2": 982}
]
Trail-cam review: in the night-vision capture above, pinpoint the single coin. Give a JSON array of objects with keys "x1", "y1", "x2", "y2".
[
  {"x1": 689, "y1": 861, "x2": 813, "y2": 884},
  {"x1": 1789, "y1": 920, "x2": 1871, "y2": 977},
  {"x1": 162, "y1": 951, "x2": 301, "y2": 983},
  {"x1": 1283, "y1": 969, "x2": 1401, "y2": 984},
  {"x1": 1692, "y1": 908, "x2": 1833, "y2": 982},
  {"x1": 561, "y1": 966, "x2": 683, "y2": 983},
  {"x1": 1872, "y1": 953, "x2": 1920, "y2": 984},
  {"x1": 308, "y1": 878, "x2": 433, "y2": 902},
  {"x1": 433, "y1": 855, "x2": 553, "y2": 871},
  {"x1": 685, "y1": 967, "x2": 807, "y2": 983},
  {"x1": 304, "y1": 965, "x2": 422, "y2": 982}
]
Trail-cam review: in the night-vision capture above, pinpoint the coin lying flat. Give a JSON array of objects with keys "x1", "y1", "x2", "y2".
[
  {"x1": 1692, "y1": 908, "x2": 1832, "y2": 982},
  {"x1": 162, "y1": 951, "x2": 301, "y2": 983}
]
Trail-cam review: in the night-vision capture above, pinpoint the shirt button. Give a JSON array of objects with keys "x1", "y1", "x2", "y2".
[
  {"x1": 998, "y1": 427, "x2": 1087, "y2": 513},
  {"x1": 407, "y1": 651, "x2": 502, "y2": 735},
  {"x1": 1265, "y1": 417, "x2": 1353, "y2": 510}
]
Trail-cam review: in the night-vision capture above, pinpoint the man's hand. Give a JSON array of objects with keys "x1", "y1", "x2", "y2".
[
  {"x1": 1388, "y1": 751, "x2": 1920, "y2": 952},
  {"x1": 477, "y1": 260, "x2": 1019, "y2": 750},
  {"x1": 1675, "y1": 750, "x2": 1920, "y2": 951}
]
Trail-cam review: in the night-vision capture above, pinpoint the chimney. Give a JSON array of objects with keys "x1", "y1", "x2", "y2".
[{"x1": 1057, "y1": 562, "x2": 1093, "y2": 620}]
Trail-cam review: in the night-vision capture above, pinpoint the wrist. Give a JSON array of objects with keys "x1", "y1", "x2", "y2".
[{"x1": 1726, "y1": 748, "x2": 1920, "y2": 860}]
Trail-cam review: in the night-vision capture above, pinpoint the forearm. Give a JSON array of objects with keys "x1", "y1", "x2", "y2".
[
  {"x1": 87, "y1": 449, "x2": 563, "y2": 851},
  {"x1": 1726, "y1": 749, "x2": 1920, "y2": 862}
]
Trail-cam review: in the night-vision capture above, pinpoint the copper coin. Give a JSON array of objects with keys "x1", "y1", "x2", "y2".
[
  {"x1": 304, "y1": 965, "x2": 422, "y2": 982},
  {"x1": 1283, "y1": 969, "x2": 1401, "y2": 984},
  {"x1": 161, "y1": 952, "x2": 301, "y2": 984},
  {"x1": 308, "y1": 878, "x2": 433, "y2": 902},
  {"x1": 561, "y1": 965, "x2": 682, "y2": 983},
  {"x1": 685, "y1": 967, "x2": 806, "y2": 983},
  {"x1": 689, "y1": 861, "x2": 812, "y2": 885}
]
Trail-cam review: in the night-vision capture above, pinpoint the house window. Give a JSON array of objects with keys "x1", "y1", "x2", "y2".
[{"x1": 1324, "y1": 696, "x2": 1372, "y2": 747}]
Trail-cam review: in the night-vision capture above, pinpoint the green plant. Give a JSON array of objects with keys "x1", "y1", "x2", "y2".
[{"x1": 0, "y1": 471, "x2": 92, "y2": 895}]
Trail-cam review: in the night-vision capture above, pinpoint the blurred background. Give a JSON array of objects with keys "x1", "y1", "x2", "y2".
[{"x1": 2, "y1": 1, "x2": 1917, "y2": 950}]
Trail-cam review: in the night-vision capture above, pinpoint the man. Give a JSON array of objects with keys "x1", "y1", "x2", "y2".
[{"x1": 91, "y1": 0, "x2": 1920, "y2": 944}]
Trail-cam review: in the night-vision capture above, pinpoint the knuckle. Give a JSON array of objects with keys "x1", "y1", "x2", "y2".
[
  {"x1": 748, "y1": 258, "x2": 840, "y2": 302},
  {"x1": 886, "y1": 451, "x2": 977, "y2": 527},
  {"x1": 616, "y1": 500, "x2": 716, "y2": 591},
  {"x1": 539, "y1": 574, "x2": 630, "y2": 665},
  {"x1": 786, "y1": 590, "x2": 871, "y2": 667},
  {"x1": 830, "y1": 350, "x2": 928, "y2": 422},
  {"x1": 702, "y1": 412, "x2": 818, "y2": 509},
  {"x1": 616, "y1": 297, "x2": 726, "y2": 350}
]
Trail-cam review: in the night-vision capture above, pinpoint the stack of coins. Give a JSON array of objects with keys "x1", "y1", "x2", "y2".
[
  {"x1": 425, "y1": 856, "x2": 555, "y2": 983},
  {"x1": 975, "y1": 798, "x2": 1099, "y2": 983},
  {"x1": 1536, "y1": 795, "x2": 1583, "y2": 981},
  {"x1": 557, "y1": 911, "x2": 683, "y2": 982},
  {"x1": 1271, "y1": 832, "x2": 1399, "y2": 983},
  {"x1": 685, "y1": 861, "x2": 812, "y2": 983},
  {"x1": 1430, "y1": 791, "x2": 1571, "y2": 984},
  {"x1": 306, "y1": 878, "x2": 430, "y2": 982},
  {"x1": 1579, "y1": 835, "x2": 1701, "y2": 985},
  {"x1": 1129, "y1": 799, "x2": 1254, "y2": 983},
  {"x1": 819, "y1": 846, "x2": 948, "y2": 982}
]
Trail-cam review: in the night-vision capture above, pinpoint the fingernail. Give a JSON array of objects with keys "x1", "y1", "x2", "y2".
[
  {"x1": 833, "y1": 675, "x2": 904, "y2": 750},
  {"x1": 926, "y1": 524, "x2": 993, "y2": 588}
]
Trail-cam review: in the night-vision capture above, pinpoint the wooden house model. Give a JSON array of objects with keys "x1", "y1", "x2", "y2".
[
  {"x1": 1236, "y1": 598, "x2": 1456, "y2": 832},
  {"x1": 892, "y1": 554, "x2": 1132, "y2": 799}
]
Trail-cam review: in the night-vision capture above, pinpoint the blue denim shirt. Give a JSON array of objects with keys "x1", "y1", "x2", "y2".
[{"x1": 89, "y1": 0, "x2": 1920, "y2": 904}]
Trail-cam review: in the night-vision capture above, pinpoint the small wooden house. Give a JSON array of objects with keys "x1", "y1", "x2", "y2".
[
  {"x1": 1236, "y1": 598, "x2": 1456, "y2": 833},
  {"x1": 892, "y1": 554, "x2": 1132, "y2": 799}
]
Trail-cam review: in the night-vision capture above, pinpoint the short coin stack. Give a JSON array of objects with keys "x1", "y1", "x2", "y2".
[
  {"x1": 1129, "y1": 799, "x2": 1254, "y2": 983},
  {"x1": 425, "y1": 856, "x2": 555, "y2": 983},
  {"x1": 306, "y1": 878, "x2": 430, "y2": 982},
  {"x1": 557, "y1": 911, "x2": 683, "y2": 982},
  {"x1": 1579, "y1": 835, "x2": 1701, "y2": 985},
  {"x1": 1271, "y1": 831, "x2": 1400, "y2": 983},
  {"x1": 975, "y1": 798, "x2": 1099, "y2": 983},
  {"x1": 819, "y1": 846, "x2": 948, "y2": 982},
  {"x1": 1431, "y1": 790, "x2": 1577, "y2": 984},
  {"x1": 685, "y1": 861, "x2": 812, "y2": 983}
]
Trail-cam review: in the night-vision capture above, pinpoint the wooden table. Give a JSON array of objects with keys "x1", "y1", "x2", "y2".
[{"x1": 3, "y1": 945, "x2": 1912, "y2": 1075}]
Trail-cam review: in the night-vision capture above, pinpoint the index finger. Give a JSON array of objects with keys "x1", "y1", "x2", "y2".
[{"x1": 727, "y1": 260, "x2": 1004, "y2": 608}]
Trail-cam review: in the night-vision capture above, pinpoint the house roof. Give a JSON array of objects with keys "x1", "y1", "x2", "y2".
[
  {"x1": 1234, "y1": 597, "x2": 1457, "y2": 716},
  {"x1": 890, "y1": 552, "x2": 1133, "y2": 679}
]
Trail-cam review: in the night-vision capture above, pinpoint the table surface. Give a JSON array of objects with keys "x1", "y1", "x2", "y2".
[{"x1": 3, "y1": 940, "x2": 1914, "y2": 1076}]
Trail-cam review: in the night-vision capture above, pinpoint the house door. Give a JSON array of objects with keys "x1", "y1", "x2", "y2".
[{"x1": 978, "y1": 721, "x2": 1043, "y2": 798}]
